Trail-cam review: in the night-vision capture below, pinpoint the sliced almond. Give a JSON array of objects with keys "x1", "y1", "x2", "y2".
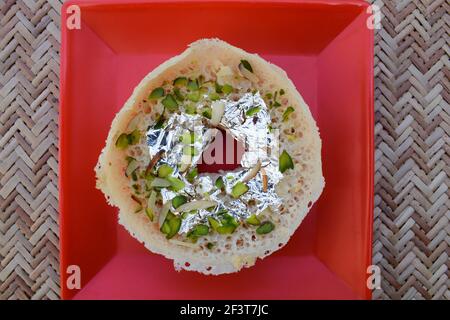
[
  {"x1": 176, "y1": 200, "x2": 217, "y2": 213},
  {"x1": 210, "y1": 101, "x2": 225, "y2": 126},
  {"x1": 169, "y1": 240, "x2": 198, "y2": 249},
  {"x1": 158, "y1": 201, "x2": 171, "y2": 228},
  {"x1": 242, "y1": 161, "x2": 261, "y2": 183}
]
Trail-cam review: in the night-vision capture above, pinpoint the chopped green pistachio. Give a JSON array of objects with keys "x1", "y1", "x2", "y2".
[
  {"x1": 154, "y1": 116, "x2": 165, "y2": 129},
  {"x1": 126, "y1": 156, "x2": 135, "y2": 164},
  {"x1": 190, "y1": 224, "x2": 209, "y2": 236},
  {"x1": 173, "y1": 77, "x2": 188, "y2": 87},
  {"x1": 172, "y1": 195, "x2": 187, "y2": 209},
  {"x1": 117, "y1": 130, "x2": 141, "y2": 149},
  {"x1": 201, "y1": 107, "x2": 212, "y2": 119},
  {"x1": 182, "y1": 210, "x2": 198, "y2": 220},
  {"x1": 222, "y1": 84, "x2": 233, "y2": 94},
  {"x1": 231, "y1": 181, "x2": 249, "y2": 198},
  {"x1": 186, "y1": 234, "x2": 199, "y2": 243},
  {"x1": 183, "y1": 145, "x2": 197, "y2": 157},
  {"x1": 265, "y1": 93, "x2": 273, "y2": 100},
  {"x1": 256, "y1": 221, "x2": 275, "y2": 234},
  {"x1": 280, "y1": 89, "x2": 285, "y2": 95},
  {"x1": 186, "y1": 167, "x2": 198, "y2": 183},
  {"x1": 209, "y1": 212, "x2": 238, "y2": 234},
  {"x1": 145, "y1": 207, "x2": 154, "y2": 221},
  {"x1": 157, "y1": 164, "x2": 173, "y2": 178},
  {"x1": 240, "y1": 59, "x2": 253, "y2": 73},
  {"x1": 246, "y1": 214, "x2": 261, "y2": 226},
  {"x1": 149, "y1": 87, "x2": 165, "y2": 99},
  {"x1": 116, "y1": 133, "x2": 129, "y2": 149},
  {"x1": 187, "y1": 91, "x2": 201, "y2": 102},
  {"x1": 144, "y1": 172, "x2": 155, "y2": 187},
  {"x1": 187, "y1": 78, "x2": 199, "y2": 91},
  {"x1": 167, "y1": 215, "x2": 181, "y2": 239},
  {"x1": 180, "y1": 131, "x2": 195, "y2": 144},
  {"x1": 181, "y1": 212, "x2": 189, "y2": 219},
  {"x1": 166, "y1": 176, "x2": 185, "y2": 192},
  {"x1": 174, "y1": 88, "x2": 185, "y2": 102},
  {"x1": 216, "y1": 208, "x2": 228, "y2": 215},
  {"x1": 126, "y1": 159, "x2": 139, "y2": 177},
  {"x1": 271, "y1": 90, "x2": 281, "y2": 107},
  {"x1": 216, "y1": 225, "x2": 236, "y2": 234},
  {"x1": 282, "y1": 106, "x2": 295, "y2": 122},
  {"x1": 131, "y1": 170, "x2": 138, "y2": 181},
  {"x1": 246, "y1": 106, "x2": 261, "y2": 116},
  {"x1": 215, "y1": 82, "x2": 223, "y2": 93},
  {"x1": 134, "y1": 205, "x2": 143, "y2": 213},
  {"x1": 161, "y1": 94, "x2": 178, "y2": 111},
  {"x1": 221, "y1": 213, "x2": 239, "y2": 227},
  {"x1": 279, "y1": 150, "x2": 294, "y2": 173},
  {"x1": 160, "y1": 220, "x2": 171, "y2": 234},
  {"x1": 214, "y1": 177, "x2": 225, "y2": 190},
  {"x1": 151, "y1": 177, "x2": 171, "y2": 188},
  {"x1": 199, "y1": 86, "x2": 209, "y2": 94},
  {"x1": 198, "y1": 75, "x2": 205, "y2": 85},
  {"x1": 160, "y1": 212, "x2": 182, "y2": 239},
  {"x1": 206, "y1": 242, "x2": 214, "y2": 250},
  {"x1": 207, "y1": 217, "x2": 221, "y2": 231},
  {"x1": 208, "y1": 92, "x2": 220, "y2": 101},
  {"x1": 128, "y1": 129, "x2": 141, "y2": 145},
  {"x1": 185, "y1": 104, "x2": 197, "y2": 114}
]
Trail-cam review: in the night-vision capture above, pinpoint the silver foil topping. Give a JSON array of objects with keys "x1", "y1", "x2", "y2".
[{"x1": 146, "y1": 92, "x2": 282, "y2": 234}]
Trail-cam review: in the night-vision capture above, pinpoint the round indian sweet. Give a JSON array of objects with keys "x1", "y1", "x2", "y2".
[{"x1": 95, "y1": 39, "x2": 324, "y2": 274}]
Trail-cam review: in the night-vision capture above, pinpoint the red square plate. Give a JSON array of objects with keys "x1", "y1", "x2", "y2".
[{"x1": 60, "y1": 0, "x2": 374, "y2": 300}]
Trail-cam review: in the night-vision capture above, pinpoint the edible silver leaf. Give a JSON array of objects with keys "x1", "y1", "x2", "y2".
[{"x1": 146, "y1": 92, "x2": 282, "y2": 234}]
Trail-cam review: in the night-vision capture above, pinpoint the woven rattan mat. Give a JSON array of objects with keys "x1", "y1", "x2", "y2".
[{"x1": 0, "y1": 0, "x2": 449, "y2": 300}]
